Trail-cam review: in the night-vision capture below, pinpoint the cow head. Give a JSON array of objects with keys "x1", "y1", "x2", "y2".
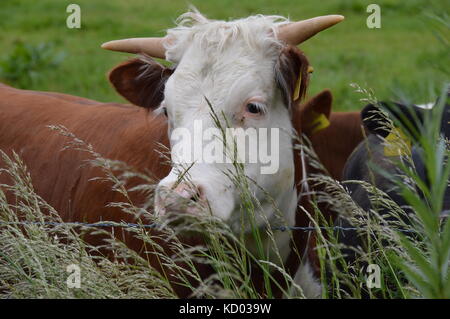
[{"x1": 104, "y1": 11, "x2": 342, "y2": 260}]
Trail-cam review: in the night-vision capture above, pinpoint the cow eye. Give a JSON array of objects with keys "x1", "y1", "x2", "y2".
[
  {"x1": 162, "y1": 107, "x2": 168, "y2": 117},
  {"x1": 246, "y1": 103, "x2": 264, "y2": 114}
]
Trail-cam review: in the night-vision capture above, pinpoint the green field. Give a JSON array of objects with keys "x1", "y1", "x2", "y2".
[{"x1": 0, "y1": 0, "x2": 448, "y2": 110}]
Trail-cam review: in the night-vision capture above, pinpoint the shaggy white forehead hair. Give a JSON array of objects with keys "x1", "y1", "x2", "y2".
[{"x1": 163, "y1": 10, "x2": 291, "y2": 63}]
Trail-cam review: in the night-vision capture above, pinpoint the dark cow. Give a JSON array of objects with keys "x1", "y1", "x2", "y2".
[{"x1": 336, "y1": 92, "x2": 450, "y2": 265}]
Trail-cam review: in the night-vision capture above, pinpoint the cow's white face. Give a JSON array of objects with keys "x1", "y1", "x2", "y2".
[{"x1": 153, "y1": 14, "x2": 303, "y2": 261}]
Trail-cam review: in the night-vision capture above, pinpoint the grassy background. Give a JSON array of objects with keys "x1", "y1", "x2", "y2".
[{"x1": 0, "y1": 0, "x2": 448, "y2": 110}]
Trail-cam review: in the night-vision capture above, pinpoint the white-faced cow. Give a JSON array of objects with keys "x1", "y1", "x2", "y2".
[{"x1": 0, "y1": 11, "x2": 361, "y2": 298}]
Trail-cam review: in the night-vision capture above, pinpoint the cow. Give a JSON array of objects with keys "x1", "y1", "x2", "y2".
[
  {"x1": 336, "y1": 92, "x2": 450, "y2": 266},
  {"x1": 0, "y1": 11, "x2": 363, "y2": 298}
]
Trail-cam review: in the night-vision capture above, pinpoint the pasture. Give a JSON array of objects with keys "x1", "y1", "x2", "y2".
[
  {"x1": 0, "y1": 0, "x2": 448, "y2": 109},
  {"x1": 0, "y1": 0, "x2": 449, "y2": 300}
]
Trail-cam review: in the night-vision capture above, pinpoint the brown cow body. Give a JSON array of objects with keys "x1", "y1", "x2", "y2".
[
  {"x1": 0, "y1": 84, "x2": 170, "y2": 220},
  {"x1": 0, "y1": 83, "x2": 363, "y2": 297},
  {"x1": 0, "y1": 84, "x2": 206, "y2": 297}
]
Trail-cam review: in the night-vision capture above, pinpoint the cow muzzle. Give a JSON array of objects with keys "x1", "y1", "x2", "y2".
[{"x1": 154, "y1": 182, "x2": 207, "y2": 219}]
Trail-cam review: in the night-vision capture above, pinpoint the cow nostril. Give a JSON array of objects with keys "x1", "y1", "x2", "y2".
[
  {"x1": 189, "y1": 185, "x2": 204, "y2": 203},
  {"x1": 172, "y1": 182, "x2": 205, "y2": 204}
]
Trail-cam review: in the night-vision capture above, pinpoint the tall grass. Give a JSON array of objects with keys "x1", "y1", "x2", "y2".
[
  {"x1": 302, "y1": 84, "x2": 449, "y2": 299},
  {"x1": 1, "y1": 84, "x2": 448, "y2": 298},
  {"x1": 0, "y1": 151, "x2": 175, "y2": 298},
  {"x1": 0, "y1": 121, "x2": 300, "y2": 298}
]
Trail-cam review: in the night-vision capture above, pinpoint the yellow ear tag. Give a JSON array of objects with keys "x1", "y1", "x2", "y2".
[
  {"x1": 293, "y1": 75, "x2": 301, "y2": 101},
  {"x1": 293, "y1": 66, "x2": 314, "y2": 101},
  {"x1": 309, "y1": 111, "x2": 330, "y2": 134},
  {"x1": 383, "y1": 127, "x2": 411, "y2": 157}
]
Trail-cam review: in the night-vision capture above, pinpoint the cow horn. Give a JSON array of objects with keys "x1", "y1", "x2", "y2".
[
  {"x1": 277, "y1": 15, "x2": 344, "y2": 45},
  {"x1": 101, "y1": 37, "x2": 166, "y2": 59}
]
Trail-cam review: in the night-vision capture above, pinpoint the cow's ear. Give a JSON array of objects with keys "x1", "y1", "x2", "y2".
[
  {"x1": 361, "y1": 103, "x2": 391, "y2": 137},
  {"x1": 108, "y1": 57, "x2": 173, "y2": 109},
  {"x1": 362, "y1": 102, "x2": 424, "y2": 140},
  {"x1": 299, "y1": 89, "x2": 332, "y2": 135},
  {"x1": 275, "y1": 45, "x2": 310, "y2": 109}
]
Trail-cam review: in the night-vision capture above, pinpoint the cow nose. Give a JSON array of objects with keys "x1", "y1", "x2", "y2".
[
  {"x1": 173, "y1": 183, "x2": 205, "y2": 203},
  {"x1": 154, "y1": 182, "x2": 206, "y2": 216}
]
